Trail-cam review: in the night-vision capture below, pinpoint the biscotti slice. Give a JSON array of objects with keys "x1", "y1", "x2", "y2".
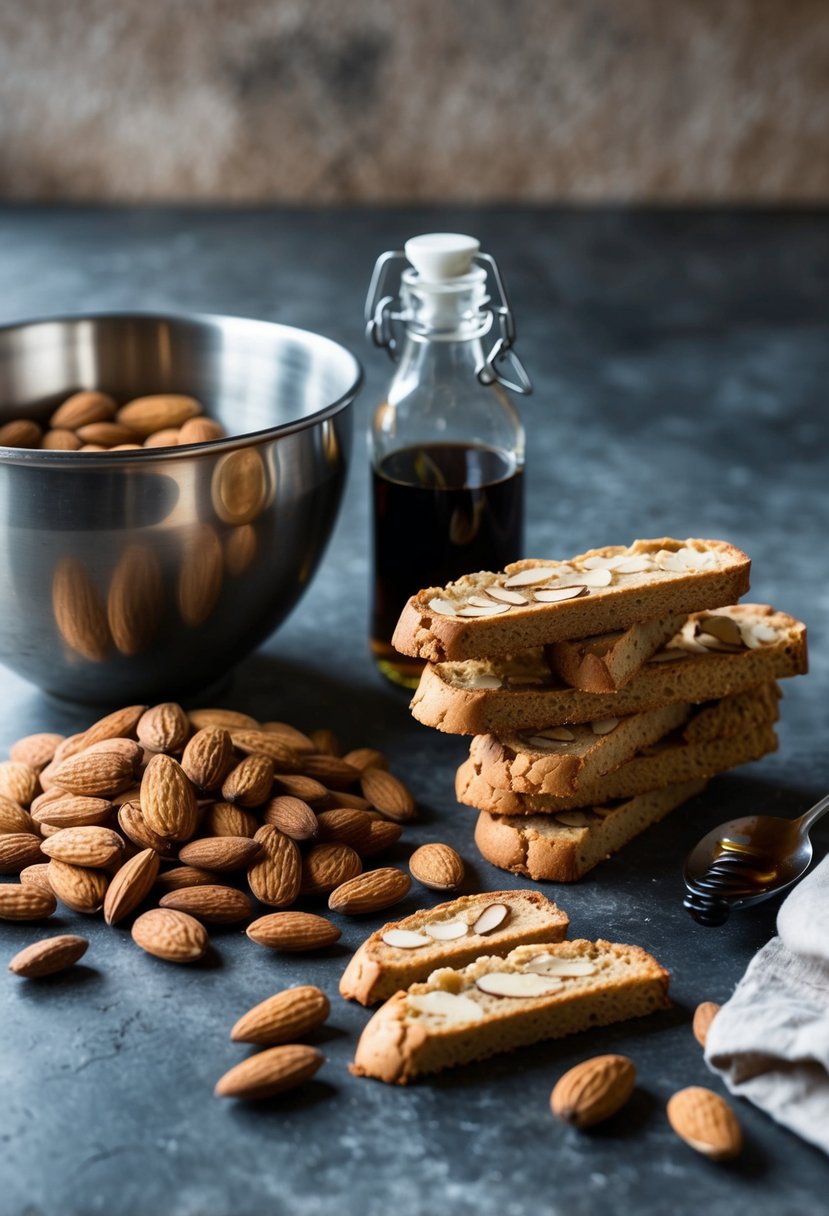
[
  {"x1": 549, "y1": 612, "x2": 688, "y2": 693},
  {"x1": 392, "y1": 537, "x2": 750, "y2": 662},
  {"x1": 340, "y1": 890, "x2": 569, "y2": 1006},
  {"x1": 351, "y1": 939, "x2": 670, "y2": 1084},
  {"x1": 412, "y1": 604, "x2": 805, "y2": 734},
  {"x1": 474, "y1": 780, "x2": 708, "y2": 881},
  {"x1": 473, "y1": 700, "x2": 693, "y2": 796},
  {"x1": 458, "y1": 719, "x2": 778, "y2": 816}
]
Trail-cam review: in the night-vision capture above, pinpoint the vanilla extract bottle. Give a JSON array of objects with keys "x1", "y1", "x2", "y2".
[{"x1": 365, "y1": 233, "x2": 532, "y2": 687}]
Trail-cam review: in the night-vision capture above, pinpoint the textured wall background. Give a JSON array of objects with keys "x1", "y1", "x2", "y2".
[{"x1": 0, "y1": 0, "x2": 827, "y2": 203}]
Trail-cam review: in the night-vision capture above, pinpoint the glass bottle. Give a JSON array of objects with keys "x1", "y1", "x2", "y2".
[{"x1": 365, "y1": 233, "x2": 532, "y2": 688}]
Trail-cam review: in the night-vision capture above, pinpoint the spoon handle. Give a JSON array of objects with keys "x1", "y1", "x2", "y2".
[{"x1": 797, "y1": 792, "x2": 829, "y2": 834}]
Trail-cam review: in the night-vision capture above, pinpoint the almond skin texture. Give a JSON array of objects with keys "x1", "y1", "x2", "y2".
[
  {"x1": 0, "y1": 883, "x2": 56, "y2": 920},
  {"x1": 551, "y1": 1055, "x2": 637, "y2": 1128},
  {"x1": 300, "y1": 843, "x2": 362, "y2": 897},
  {"x1": 231, "y1": 985, "x2": 330, "y2": 1046},
  {"x1": 76, "y1": 421, "x2": 137, "y2": 447},
  {"x1": 155, "y1": 865, "x2": 216, "y2": 893},
  {"x1": 178, "y1": 416, "x2": 225, "y2": 445},
  {"x1": 667, "y1": 1087, "x2": 743, "y2": 1161},
  {"x1": 47, "y1": 859, "x2": 108, "y2": 914},
  {"x1": 0, "y1": 796, "x2": 38, "y2": 835},
  {"x1": 247, "y1": 825, "x2": 302, "y2": 908},
  {"x1": 359, "y1": 769, "x2": 416, "y2": 822},
  {"x1": 360, "y1": 819, "x2": 403, "y2": 857},
  {"x1": 0, "y1": 833, "x2": 44, "y2": 873},
  {"x1": 51, "y1": 390, "x2": 117, "y2": 429},
  {"x1": 117, "y1": 394, "x2": 202, "y2": 437},
  {"x1": 131, "y1": 907, "x2": 208, "y2": 963},
  {"x1": 118, "y1": 801, "x2": 178, "y2": 857},
  {"x1": 10, "y1": 733, "x2": 64, "y2": 772},
  {"x1": 178, "y1": 836, "x2": 262, "y2": 872},
  {"x1": 159, "y1": 884, "x2": 253, "y2": 924},
  {"x1": 9, "y1": 934, "x2": 89, "y2": 978},
  {"x1": 202, "y1": 802, "x2": 258, "y2": 839},
  {"x1": 32, "y1": 795, "x2": 112, "y2": 829},
  {"x1": 103, "y1": 848, "x2": 161, "y2": 925},
  {"x1": 221, "y1": 754, "x2": 275, "y2": 807},
  {"x1": 49, "y1": 751, "x2": 135, "y2": 798},
  {"x1": 229, "y1": 730, "x2": 299, "y2": 769},
  {"x1": 409, "y1": 843, "x2": 465, "y2": 891},
  {"x1": 19, "y1": 863, "x2": 53, "y2": 893},
  {"x1": 0, "y1": 418, "x2": 43, "y2": 448},
  {"x1": 260, "y1": 722, "x2": 316, "y2": 754},
  {"x1": 316, "y1": 808, "x2": 374, "y2": 852},
  {"x1": 0, "y1": 761, "x2": 39, "y2": 808},
  {"x1": 693, "y1": 1001, "x2": 721, "y2": 1047},
  {"x1": 327, "y1": 866, "x2": 410, "y2": 914},
  {"x1": 181, "y1": 728, "x2": 233, "y2": 792},
  {"x1": 215, "y1": 1044, "x2": 323, "y2": 1100},
  {"x1": 189, "y1": 708, "x2": 260, "y2": 733},
  {"x1": 140, "y1": 754, "x2": 198, "y2": 841},
  {"x1": 76, "y1": 705, "x2": 146, "y2": 751},
  {"x1": 301, "y1": 755, "x2": 361, "y2": 790},
  {"x1": 263, "y1": 796, "x2": 319, "y2": 841},
  {"x1": 246, "y1": 911, "x2": 341, "y2": 952},
  {"x1": 41, "y1": 826, "x2": 124, "y2": 869},
  {"x1": 137, "y1": 702, "x2": 190, "y2": 754},
  {"x1": 273, "y1": 774, "x2": 328, "y2": 804}
]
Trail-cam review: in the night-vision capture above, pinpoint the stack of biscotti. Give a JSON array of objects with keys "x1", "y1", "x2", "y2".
[{"x1": 392, "y1": 538, "x2": 808, "y2": 881}]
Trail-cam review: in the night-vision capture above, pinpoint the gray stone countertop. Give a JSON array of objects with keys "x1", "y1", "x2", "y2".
[{"x1": 0, "y1": 206, "x2": 827, "y2": 1215}]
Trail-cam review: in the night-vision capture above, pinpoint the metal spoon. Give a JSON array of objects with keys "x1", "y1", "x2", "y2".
[{"x1": 683, "y1": 792, "x2": 829, "y2": 926}]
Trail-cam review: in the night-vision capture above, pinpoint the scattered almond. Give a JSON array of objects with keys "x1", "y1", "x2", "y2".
[
  {"x1": 0, "y1": 796, "x2": 38, "y2": 835},
  {"x1": 316, "y1": 807, "x2": 374, "y2": 852},
  {"x1": 19, "y1": 863, "x2": 53, "y2": 894},
  {"x1": 300, "y1": 843, "x2": 362, "y2": 897},
  {"x1": 189, "y1": 708, "x2": 259, "y2": 733},
  {"x1": 273, "y1": 774, "x2": 328, "y2": 803},
  {"x1": 50, "y1": 750, "x2": 135, "y2": 798},
  {"x1": 229, "y1": 730, "x2": 298, "y2": 768},
  {"x1": 76, "y1": 705, "x2": 146, "y2": 751},
  {"x1": 103, "y1": 848, "x2": 161, "y2": 925},
  {"x1": 116, "y1": 393, "x2": 202, "y2": 437},
  {"x1": 301, "y1": 754, "x2": 360, "y2": 790},
  {"x1": 215, "y1": 1043, "x2": 323, "y2": 1100},
  {"x1": 246, "y1": 911, "x2": 341, "y2": 952},
  {"x1": 0, "y1": 883, "x2": 56, "y2": 920},
  {"x1": 8, "y1": 934, "x2": 89, "y2": 978},
  {"x1": 32, "y1": 795, "x2": 112, "y2": 829},
  {"x1": 230, "y1": 985, "x2": 330, "y2": 1046},
  {"x1": 328, "y1": 866, "x2": 411, "y2": 914},
  {"x1": 551, "y1": 1055, "x2": 636, "y2": 1128},
  {"x1": 409, "y1": 843, "x2": 464, "y2": 891},
  {"x1": 118, "y1": 801, "x2": 177, "y2": 857},
  {"x1": 360, "y1": 769, "x2": 416, "y2": 822},
  {"x1": 666, "y1": 1086, "x2": 742, "y2": 1160},
  {"x1": 309, "y1": 728, "x2": 340, "y2": 756},
  {"x1": 360, "y1": 819, "x2": 403, "y2": 857},
  {"x1": 51, "y1": 390, "x2": 117, "y2": 429},
  {"x1": 131, "y1": 907, "x2": 208, "y2": 963},
  {"x1": 692, "y1": 1001, "x2": 721, "y2": 1047}
]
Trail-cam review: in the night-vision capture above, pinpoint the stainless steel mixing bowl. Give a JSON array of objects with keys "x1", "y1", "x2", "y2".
[{"x1": 0, "y1": 312, "x2": 362, "y2": 702}]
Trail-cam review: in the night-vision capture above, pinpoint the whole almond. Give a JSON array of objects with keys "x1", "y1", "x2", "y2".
[
  {"x1": 118, "y1": 801, "x2": 177, "y2": 857},
  {"x1": 300, "y1": 843, "x2": 362, "y2": 897},
  {"x1": 360, "y1": 769, "x2": 416, "y2": 822},
  {"x1": 229, "y1": 730, "x2": 299, "y2": 769},
  {"x1": 159, "y1": 884, "x2": 252, "y2": 924},
  {"x1": 247, "y1": 825, "x2": 302, "y2": 908},
  {"x1": 0, "y1": 761, "x2": 39, "y2": 808},
  {"x1": 0, "y1": 832, "x2": 44, "y2": 873},
  {"x1": 202, "y1": 802, "x2": 258, "y2": 839},
  {"x1": 10, "y1": 733, "x2": 64, "y2": 772},
  {"x1": 178, "y1": 523, "x2": 223, "y2": 627},
  {"x1": 51, "y1": 390, "x2": 117, "y2": 429},
  {"x1": 131, "y1": 907, "x2": 208, "y2": 963},
  {"x1": 41, "y1": 428, "x2": 83, "y2": 451},
  {"x1": 263, "y1": 796, "x2": 319, "y2": 842},
  {"x1": 409, "y1": 843, "x2": 465, "y2": 891},
  {"x1": 177, "y1": 416, "x2": 225, "y2": 445},
  {"x1": 692, "y1": 1001, "x2": 721, "y2": 1048},
  {"x1": 342, "y1": 747, "x2": 388, "y2": 773},
  {"x1": 231, "y1": 985, "x2": 329, "y2": 1046},
  {"x1": 33, "y1": 795, "x2": 113, "y2": 829},
  {"x1": 144, "y1": 427, "x2": 181, "y2": 449},
  {"x1": 327, "y1": 866, "x2": 410, "y2": 914},
  {"x1": 41, "y1": 826, "x2": 124, "y2": 868},
  {"x1": 360, "y1": 819, "x2": 403, "y2": 857},
  {"x1": 215, "y1": 1043, "x2": 323, "y2": 1100},
  {"x1": 316, "y1": 808, "x2": 374, "y2": 852},
  {"x1": 81, "y1": 738, "x2": 143, "y2": 768},
  {"x1": 222, "y1": 754, "x2": 275, "y2": 807},
  {"x1": 246, "y1": 911, "x2": 341, "y2": 952},
  {"x1": 107, "y1": 545, "x2": 164, "y2": 657},
  {"x1": 309, "y1": 728, "x2": 340, "y2": 757},
  {"x1": 137, "y1": 703, "x2": 190, "y2": 754},
  {"x1": 30, "y1": 786, "x2": 71, "y2": 814},
  {"x1": 0, "y1": 796, "x2": 38, "y2": 835},
  {"x1": 181, "y1": 728, "x2": 233, "y2": 792},
  {"x1": 155, "y1": 865, "x2": 216, "y2": 893},
  {"x1": 551, "y1": 1055, "x2": 637, "y2": 1128},
  {"x1": 75, "y1": 421, "x2": 137, "y2": 447},
  {"x1": 140, "y1": 754, "x2": 198, "y2": 841},
  {"x1": 272, "y1": 774, "x2": 328, "y2": 804},
  {"x1": 117, "y1": 394, "x2": 202, "y2": 437},
  {"x1": 76, "y1": 705, "x2": 146, "y2": 751},
  {"x1": 667, "y1": 1086, "x2": 742, "y2": 1160},
  {"x1": 8, "y1": 934, "x2": 89, "y2": 978},
  {"x1": 324, "y1": 789, "x2": 372, "y2": 811},
  {"x1": 0, "y1": 883, "x2": 56, "y2": 920},
  {"x1": 19, "y1": 863, "x2": 53, "y2": 894},
  {"x1": 50, "y1": 750, "x2": 135, "y2": 798},
  {"x1": 301, "y1": 755, "x2": 360, "y2": 790},
  {"x1": 178, "y1": 835, "x2": 262, "y2": 872},
  {"x1": 47, "y1": 859, "x2": 108, "y2": 913},
  {"x1": 103, "y1": 848, "x2": 161, "y2": 924},
  {"x1": 189, "y1": 708, "x2": 260, "y2": 733},
  {"x1": 0, "y1": 419, "x2": 43, "y2": 448},
  {"x1": 260, "y1": 723, "x2": 316, "y2": 754}
]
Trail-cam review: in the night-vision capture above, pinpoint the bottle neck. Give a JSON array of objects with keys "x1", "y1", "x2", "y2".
[{"x1": 399, "y1": 269, "x2": 492, "y2": 342}]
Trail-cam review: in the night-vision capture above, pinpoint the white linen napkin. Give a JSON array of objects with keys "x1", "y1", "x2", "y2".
[{"x1": 705, "y1": 853, "x2": 829, "y2": 1155}]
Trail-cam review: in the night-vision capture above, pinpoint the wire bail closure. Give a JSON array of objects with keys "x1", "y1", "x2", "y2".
[{"x1": 364, "y1": 249, "x2": 532, "y2": 395}]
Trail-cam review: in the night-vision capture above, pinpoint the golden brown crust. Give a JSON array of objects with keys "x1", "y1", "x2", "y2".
[{"x1": 392, "y1": 539, "x2": 751, "y2": 662}]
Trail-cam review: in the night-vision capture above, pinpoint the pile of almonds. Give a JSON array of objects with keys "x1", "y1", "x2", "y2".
[
  {"x1": 0, "y1": 703, "x2": 458, "y2": 969},
  {"x1": 0, "y1": 390, "x2": 225, "y2": 452}
]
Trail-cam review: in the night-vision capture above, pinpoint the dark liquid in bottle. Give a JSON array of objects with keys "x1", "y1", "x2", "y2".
[{"x1": 371, "y1": 441, "x2": 524, "y2": 687}]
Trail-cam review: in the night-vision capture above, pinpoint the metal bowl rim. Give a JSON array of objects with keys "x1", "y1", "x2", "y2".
[{"x1": 0, "y1": 309, "x2": 363, "y2": 465}]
